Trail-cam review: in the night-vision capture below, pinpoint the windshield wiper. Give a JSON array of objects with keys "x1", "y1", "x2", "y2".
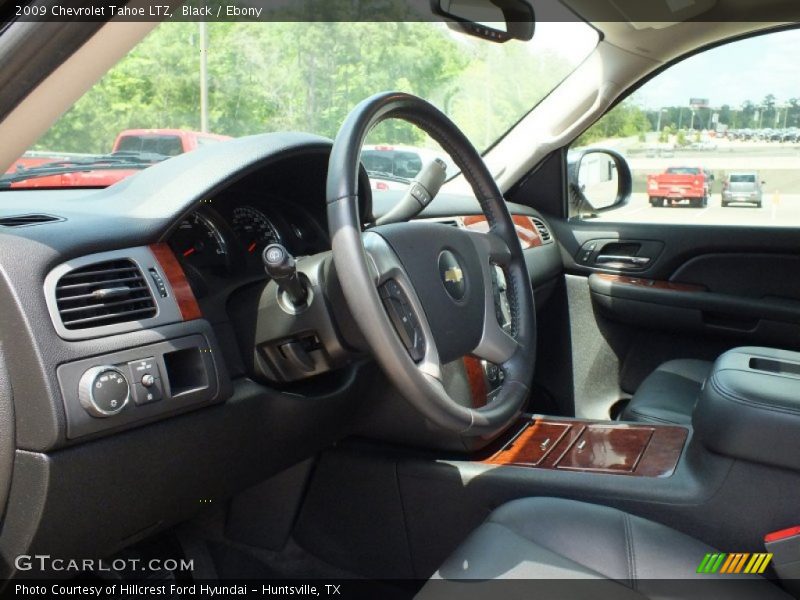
[{"x1": 0, "y1": 151, "x2": 169, "y2": 188}]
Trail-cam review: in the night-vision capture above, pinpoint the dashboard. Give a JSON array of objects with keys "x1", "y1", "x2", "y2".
[{"x1": 0, "y1": 133, "x2": 561, "y2": 573}]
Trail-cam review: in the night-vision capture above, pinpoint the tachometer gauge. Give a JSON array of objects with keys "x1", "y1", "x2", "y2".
[
  {"x1": 232, "y1": 206, "x2": 282, "y2": 255},
  {"x1": 168, "y1": 212, "x2": 229, "y2": 270}
]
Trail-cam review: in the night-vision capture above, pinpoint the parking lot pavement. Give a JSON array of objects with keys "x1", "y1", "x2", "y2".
[{"x1": 593, "y1": 192, "x2": 800, "y2": 226}]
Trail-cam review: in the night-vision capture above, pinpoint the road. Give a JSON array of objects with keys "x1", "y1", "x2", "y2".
[{"x1": 593, "y1": 192, "x2": 800, "y2": 226}]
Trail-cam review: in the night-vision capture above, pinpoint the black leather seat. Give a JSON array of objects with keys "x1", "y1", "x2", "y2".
[
  {"x1": 418, "y1": 497, "x2": 789, "y2": 599},
  {"x1": 621, "y1": 359, "x2": 712, "y2": 425}
]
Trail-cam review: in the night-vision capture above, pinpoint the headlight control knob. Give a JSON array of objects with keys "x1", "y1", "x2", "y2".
[{"x1": 78, "y1": 366, "x2": 130, "y2": 417}]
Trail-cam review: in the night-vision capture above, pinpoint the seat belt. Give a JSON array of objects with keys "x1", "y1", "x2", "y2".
[{"x1": 764, "y1": 526, "x2": 800, "y2": 596}]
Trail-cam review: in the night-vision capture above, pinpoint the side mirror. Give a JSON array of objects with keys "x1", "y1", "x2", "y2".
[
  {"x1": 568, "y1": 148, "x2": 632, "y2": 215},
  {"x1": 431, "y1": 0, "x2": 535, "y2": 42}
]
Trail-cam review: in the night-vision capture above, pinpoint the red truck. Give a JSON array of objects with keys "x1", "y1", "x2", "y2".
[
  {"x1": 647, "y1": 167, "x2": 713, "y2": 208},
  {"x1": 4, "y1": 129, "x2": 231, "y2": 188}
]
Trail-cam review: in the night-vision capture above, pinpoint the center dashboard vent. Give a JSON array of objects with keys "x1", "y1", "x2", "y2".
[
  {"x1": 530, "y1": 217, "x2": 553, "y2": 244},
  {"x1": 55, "y1": 259, "x2": 156, "y2": 330},
  {"x1": 0, "y1": 214, "x2": 62, "y2": 227}
]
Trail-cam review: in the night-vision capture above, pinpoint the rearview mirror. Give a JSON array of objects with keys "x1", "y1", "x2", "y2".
[
  {"x1": 431, "y1": 0, "x2": 535, "y2": 42},
  {"x1": 568, "y1": 149, "x2": 633, "y2": 216}
]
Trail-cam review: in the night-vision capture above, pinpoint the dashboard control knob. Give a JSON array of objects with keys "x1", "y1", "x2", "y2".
[
  {"x1": 141, "y1": 373, "x2": 156, "y2": 387},
  {"x1": 78, "y1": 366, "x2": 130, "y2": 417},
  {"x1": 263, "y1": 243, "x2": 308, "y2": 306}
]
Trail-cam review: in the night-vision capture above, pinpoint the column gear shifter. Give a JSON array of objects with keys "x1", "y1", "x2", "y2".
[{"x1": 262, "y1": 244, "x2": 308, "y2": 306}]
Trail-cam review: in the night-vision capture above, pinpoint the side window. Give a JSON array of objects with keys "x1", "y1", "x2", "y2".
[
  {"x1": 196, "y1": 136, "x2": 221, "y2": 147},
  {"x1": 569, "y1": 29, "x2": 799, "y2": 226}
]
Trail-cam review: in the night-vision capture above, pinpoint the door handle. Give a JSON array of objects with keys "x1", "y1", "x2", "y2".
[{"x1": 595, "y1": 255, "x2": 651, "y2": 267}]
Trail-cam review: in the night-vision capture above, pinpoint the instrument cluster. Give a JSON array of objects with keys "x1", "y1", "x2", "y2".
[{"x1": 167, "y1": 196, "x2": 327, "y2": 294}]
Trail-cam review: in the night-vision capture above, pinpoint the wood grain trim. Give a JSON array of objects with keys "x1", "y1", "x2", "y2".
[
  {"x1": 484, "y1": 421, "x2": 570, "y2": 466},
  {"x1": 635, "y1": 425, "x2": 689, "y2": 477},
  {"x1": 555, "y1": 424, "x2": 654, "y2": 474},
  {"x1": 149, "y1": 243, "x2": 202, "y2": 321},
  {"x1": 462, "y1": 215, "x2": 543, "y2": 249},
  {"x1": 481, "y1": 417, "x2": 687, "y2": 478},
  {"x1": 463, "y1": 356, "x2": 489, "y2": 408},
  {"x1": 595, "y1": 273, "x2": 706, "y2": 293}
]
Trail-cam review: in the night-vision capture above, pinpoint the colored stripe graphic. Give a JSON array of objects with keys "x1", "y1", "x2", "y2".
[
  {"x1": 697, "y1": 553, "x2": 713, "y2": 573},
  {"x1": 734, "y1": 553, "x2": 750, "y2": 573},
  {"x1": 720, "y1": 554, "x2": 736, "y2": 573},
  {"x1": 699, "y1": 553, "x2": 773, "y2": 575},
  {"x1": 758, "y1": 554, "x2": 772, "y2": 574},
  {"x1": 720, "y1": 553, "x2": 738, "y2": 574}
]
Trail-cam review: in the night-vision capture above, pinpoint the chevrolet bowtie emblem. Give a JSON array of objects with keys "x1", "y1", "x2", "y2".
[{"x1": 444, "y1": 266, "x2": 464, "y2": 284}]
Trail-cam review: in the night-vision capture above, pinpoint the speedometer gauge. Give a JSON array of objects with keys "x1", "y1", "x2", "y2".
[
  {"x1": 232, "y1": 206, "x2": 282, "y2": 254},
  {"x1": 168, "y1": 212, "x2": 229, "y2": 270}
]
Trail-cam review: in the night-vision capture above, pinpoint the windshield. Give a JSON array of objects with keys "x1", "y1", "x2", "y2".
[
  {"x1": 4, "y1": 19, "x2": 597, "y2": 189},
  {"x1": 666, "y1": 168, "x2": 701, "y2": 175},
  {"x1": 115, "y1": 135, "x2": 186, "y2": 156},
  {"x1": 729, "y1": 174, "x2": 756, "y2": 183}
]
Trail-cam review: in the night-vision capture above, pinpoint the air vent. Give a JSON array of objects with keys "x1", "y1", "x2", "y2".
[
  {"x1": 55, "y1": 259, "x2": 156, "y2": 330},
  {"x1": 0, "y1": 214, "x2": 62, "y2": 227},
  {"x1": 531, "y1": 217, "x2": 553, "y2": 244}
]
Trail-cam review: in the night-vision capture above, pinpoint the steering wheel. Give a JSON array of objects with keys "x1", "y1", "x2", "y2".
[{"x1": 327, "y1": 92, "x2": 536, "y2": 437}]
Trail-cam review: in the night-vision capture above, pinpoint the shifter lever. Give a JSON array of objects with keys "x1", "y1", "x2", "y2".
[{"x1": 263, "y1": 244, "x2": 308, "y2": 306}]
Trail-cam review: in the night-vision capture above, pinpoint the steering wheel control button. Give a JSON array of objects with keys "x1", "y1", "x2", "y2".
[
  {"x1": 438, "y1": 250, "x2": 467, "y2": 301},
  {"x1": 78, "y1": 366, "x2": 130, "y2": 417},
  {"x1": 410, "y1": 183, "x2": 430, "y2": 206},
  {"x1": 379, "y1": 279, "x2": 425, "y2": 361}
]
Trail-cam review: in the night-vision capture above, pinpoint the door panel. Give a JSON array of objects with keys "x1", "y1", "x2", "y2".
[
  {"x1": 511, "y1": 29, "x2": 800, "y2": 419},
  {"x1": 549, "y1": 220, "x2": 800, "y2": 418}
]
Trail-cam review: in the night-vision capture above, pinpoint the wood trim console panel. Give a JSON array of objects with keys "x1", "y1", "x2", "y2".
[
  {"x1": 149, "y1": 243, "x2": 202, "y2": 321},
  {"x1": 482, "y1": 417, "x2": 688, "y2": 478}
]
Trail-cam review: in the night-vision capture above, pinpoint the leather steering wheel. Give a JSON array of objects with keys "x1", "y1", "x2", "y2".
[{"x1": 327, "y1": 92, "x2": 536, "y2": 437}]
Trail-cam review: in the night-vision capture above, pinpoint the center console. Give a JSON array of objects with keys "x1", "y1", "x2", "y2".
[
  {"x1": 482, "y1": 417, "x2": 687, "y2": 477},
  {"x1": 693, "y1": 346, "x2": 800, "y2": 471}
]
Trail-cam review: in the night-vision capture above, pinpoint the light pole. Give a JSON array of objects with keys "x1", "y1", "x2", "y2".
[
  {"x1": 656, "y1": 108, "x2": 667, "y2": 133},
  {"x1": 199, "y1": 22, "x2": 208, "y2": 133}
]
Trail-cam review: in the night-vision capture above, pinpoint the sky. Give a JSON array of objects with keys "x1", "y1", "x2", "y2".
[{"x1": 634, "y1": 28, "x2": 800, "y2": 109}]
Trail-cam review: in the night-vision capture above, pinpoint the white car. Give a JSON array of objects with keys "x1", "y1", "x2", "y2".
[{"x1": 361, "y1": 145, "x2": 456, "y2": 191}]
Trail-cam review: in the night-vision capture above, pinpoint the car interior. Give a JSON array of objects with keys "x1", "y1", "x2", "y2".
[{"x1": 1, "y1": 1, "x2": 800, "y2": 598}]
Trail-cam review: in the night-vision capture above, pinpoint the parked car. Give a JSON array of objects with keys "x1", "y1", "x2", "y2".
[
  {"x1": 4, "y1": 129, "x2": 231, "y2": 188},
  {"x1": 112, "y1": 129, "x2": 231, "y2": 155},
  {"x1": 361, "y1": 144, "x2": 456, "y2": 191},
  {"x1": 722, "y1": 172, "x2": 764, "y2": 207},
  {"x1": 647, "y1": 166, "x2": 712, "y2": 207}
]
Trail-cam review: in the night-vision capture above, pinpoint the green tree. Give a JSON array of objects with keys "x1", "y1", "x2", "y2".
[
  {"x1": 34, "y1": 21, "x2": 578, "y2": 156},
  {"x1": 575, "y1": 100, "x2": 652, "y2": 146}
]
